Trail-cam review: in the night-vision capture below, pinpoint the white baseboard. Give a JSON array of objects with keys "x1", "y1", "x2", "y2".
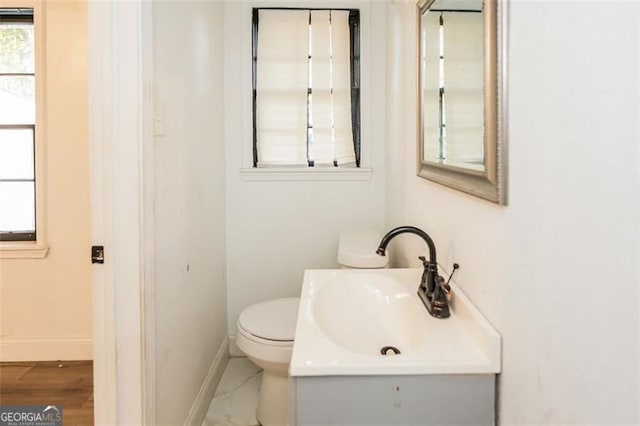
[
  {"x1": 0, "y1": 336, "x2": 93, "y2": 361},
  {"x1": 184, "y1": 336, "x2": 230, "y2": 426}
]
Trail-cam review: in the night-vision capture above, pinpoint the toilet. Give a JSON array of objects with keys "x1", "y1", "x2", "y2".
[{"x1": 235, "y1": 229, "x2": 388, "y2": 426}]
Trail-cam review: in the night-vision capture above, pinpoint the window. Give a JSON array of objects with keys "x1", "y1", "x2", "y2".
[
  {"x1": 0, "y1": 8, "x2": 37, "y2": 243},
  {"x1": 252, "y1": 8, "x2": 360, "y2": 168}
]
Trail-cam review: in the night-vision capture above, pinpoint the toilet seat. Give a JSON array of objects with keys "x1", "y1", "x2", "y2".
[
  {"x1": 238, "y1": 297, "x2": 299, "y2": 342},
  {"x1": 236, "y1": 298, "x2": 299, "y2": 368},
  {"x1": 236, "y1": 323, "x2": 294, "y2": 366}
]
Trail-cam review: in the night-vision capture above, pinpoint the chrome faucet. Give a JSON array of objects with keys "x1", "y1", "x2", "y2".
[{"x1": 376, "y1": 226, "x2": 450, "y2": 319}]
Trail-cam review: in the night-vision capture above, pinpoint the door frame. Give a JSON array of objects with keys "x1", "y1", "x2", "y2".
[{"x1": 88, "y1": 1, "x2": 154, "y2": 423}]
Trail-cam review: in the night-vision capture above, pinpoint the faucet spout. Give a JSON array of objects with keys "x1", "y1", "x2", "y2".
[
  {"x1": 376, "y1": 226, "x2": 437, "y2": 265},
  {"x1": 376, "y1": 226, "x2": 450, "y2": 319}
]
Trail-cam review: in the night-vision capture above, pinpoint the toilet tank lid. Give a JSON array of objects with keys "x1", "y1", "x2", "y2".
[
  {"x1": 337, "y1": 229, "x2": 388, "y2": 268},
  {"x1": 238, "y1": 297, "x2": 299, "y2": 341}
]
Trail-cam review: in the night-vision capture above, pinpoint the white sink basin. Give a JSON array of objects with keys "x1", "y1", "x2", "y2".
[
  {"x1": 313, "y1": 273, "x2": 425, "y2": 355},
  {"x1": 290, "y1": 268, "x2": 501, "y2": 376}
]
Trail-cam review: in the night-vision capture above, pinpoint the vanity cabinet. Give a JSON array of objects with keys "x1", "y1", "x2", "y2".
[{"x1": 290, "y1": 374, "x2": 496, "y2": 425}]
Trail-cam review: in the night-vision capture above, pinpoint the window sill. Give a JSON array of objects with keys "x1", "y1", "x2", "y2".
[
  {"x1": 0, "y1": 242, "x2": 49, "y2": 259},
  {"x1": 240, "y1": 167, "x2": 373, "y2": 182}
]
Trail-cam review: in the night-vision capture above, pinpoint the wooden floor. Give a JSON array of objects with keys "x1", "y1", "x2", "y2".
[{"x1": 0, "y1": 360, "x2": 93, "y2": 426}]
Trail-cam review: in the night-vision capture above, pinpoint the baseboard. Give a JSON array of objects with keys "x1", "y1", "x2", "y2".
[
  {"x1": 184, "y1": 336, "x2": 230, "y2": 426},
  {"x1": 0, "y1": 336, "x2": 93, "y2": 361}
]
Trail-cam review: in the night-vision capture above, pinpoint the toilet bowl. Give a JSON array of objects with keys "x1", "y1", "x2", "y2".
[
  {"x1": 236, "y1": 297, "x2": 299, "y2": 426},
  {"x1": 235, "y1": 229, "x2": 388, "y2": 425}
]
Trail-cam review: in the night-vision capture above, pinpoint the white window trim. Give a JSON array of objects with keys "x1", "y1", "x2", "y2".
[
  {"x1": 240, "y1": 166, "x2": 373, "y2": 181},
  {"x1": 229, "y1": 0, "x2": 373, "y2": 181},
  {"x1": 0, "y1": 0, "x2": 48, "y2": 259}
]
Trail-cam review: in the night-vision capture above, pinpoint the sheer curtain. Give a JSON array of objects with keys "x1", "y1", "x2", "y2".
[{"x1": 442, "y1": 12, "x2": 484, "y2": 165}]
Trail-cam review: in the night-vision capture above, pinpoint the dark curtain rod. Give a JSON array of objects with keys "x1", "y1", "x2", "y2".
[
  {"x1": 429, "y1": 9, "x2": 482, "y2": 13},
  {"x1": 255, "y1": 7, "x2": 358, "y2": 11}
]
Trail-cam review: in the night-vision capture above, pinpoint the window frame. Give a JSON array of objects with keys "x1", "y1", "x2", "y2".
[
  {"x1": 251, "y1": 7, "x2": 361, "y2": 169},
  {"x1": 0, "y1": 124, "x2": 36, "y2": 242},
  {"x1": 234, "y1": 0, "x2": 373, "y2": 182},
  {"x1": 0, "y1": 1, "x2": 48, "y2": 258}
]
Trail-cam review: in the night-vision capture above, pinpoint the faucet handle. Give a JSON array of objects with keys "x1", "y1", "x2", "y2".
[
  {"x1": 418, "y1": 256, "x2": 428, "y2": 266},
  {"x1": 437, "y1": 275, "x2": 451, "y2": 295}
]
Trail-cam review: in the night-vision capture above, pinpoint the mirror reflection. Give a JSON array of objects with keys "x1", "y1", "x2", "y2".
[
  {"x1": 417, "y1": 0, "x2": 506, "y2": 205},
  {"x1": 420, "y1": 0, "x2": 484, "y2": 171}
]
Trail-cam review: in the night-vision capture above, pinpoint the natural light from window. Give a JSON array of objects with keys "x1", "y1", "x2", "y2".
[{"x1": 0, "y1": 10, "x2": 36, "y2": 241}]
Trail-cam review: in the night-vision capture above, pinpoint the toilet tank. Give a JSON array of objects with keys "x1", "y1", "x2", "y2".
[{"x1": 337, "y1": 229, "x2": 389, "y2": 269}]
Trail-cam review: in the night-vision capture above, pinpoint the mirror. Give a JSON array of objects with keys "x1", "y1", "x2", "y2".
[{"x1": 417, "y1": 0, "x2": 506, "y2": 204}]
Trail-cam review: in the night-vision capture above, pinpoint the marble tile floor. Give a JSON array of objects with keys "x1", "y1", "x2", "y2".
[{"x1": 203, "y1": 357, "x2": 262, "y2": 426}]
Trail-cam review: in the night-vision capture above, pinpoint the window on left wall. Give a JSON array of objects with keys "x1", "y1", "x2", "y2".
[{"x1": 0, "y1": 8, "x2": 36, "y2": 242}]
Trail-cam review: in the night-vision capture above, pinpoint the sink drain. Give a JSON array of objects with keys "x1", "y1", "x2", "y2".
[{"x1": 380, "y1": 346, "x2": 401, "y2": 355}]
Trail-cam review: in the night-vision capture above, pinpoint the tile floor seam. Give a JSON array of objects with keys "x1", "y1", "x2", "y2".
[
  {"x1": 203, "y1": 357, "x2": 261, "y2": 426},
  {"x1": 213, "y1": 369, "x2": 261, "y2": 398}
]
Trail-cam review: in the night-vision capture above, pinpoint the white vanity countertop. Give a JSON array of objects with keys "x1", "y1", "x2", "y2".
[{"x1": 289, "y1": 268, "x2": 501, "y2": 377}]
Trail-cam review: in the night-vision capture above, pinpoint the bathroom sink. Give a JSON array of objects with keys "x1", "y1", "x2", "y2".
[
  {"x1": 290, "y1": 268, "x2": 501, "y2": 376},
  {"x1": 313, "y1": 273, "x2": 425, "y2": 355}
]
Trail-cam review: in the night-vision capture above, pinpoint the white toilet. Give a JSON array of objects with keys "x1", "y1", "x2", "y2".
[{"x1": 235, "y1": 229, "x2": 388, "y2": 426}]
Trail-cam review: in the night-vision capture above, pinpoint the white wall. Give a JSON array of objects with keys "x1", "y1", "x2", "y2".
[
  {"x1": 386, "y1": 1, "x2": 639, "y2": 424},
  {"x1": 0, "y1": 0, "x2": 92, "y2": 361},
  {"x1": 224, "y1": 0, "x2": 388, "y2": 337},
  {"x1": 153, "y1": 2, "x2": 228, "y2": 423}
]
